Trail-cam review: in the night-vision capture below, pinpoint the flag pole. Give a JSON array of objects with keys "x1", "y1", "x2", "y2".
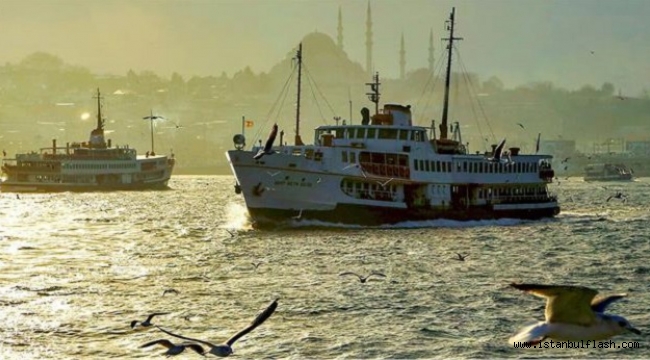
[{"x1": 241, "y1": 115, "x2": 245, "y2": 136}]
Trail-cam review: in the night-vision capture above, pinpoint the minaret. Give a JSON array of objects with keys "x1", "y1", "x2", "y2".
[
  {"x1": 399, "y1": 33, "x2": 406, "y2": 80},
  {"x1": 428, "y1": 28, "x2": 435, "y2": 74},
  {"x1": 337, "y1": 6, "x2": 344, "y2": 50},
  {"x1": 365, "y1": 1, "x2": 373, "y2": 76}
]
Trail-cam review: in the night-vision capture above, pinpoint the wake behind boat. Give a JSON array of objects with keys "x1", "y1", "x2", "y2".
[
  {"x1": 1, "y1": 89, "x2": 175, "y2": 192},
  {"x1": 225, "y1": 8, "x2": 560, "y2": 228}
]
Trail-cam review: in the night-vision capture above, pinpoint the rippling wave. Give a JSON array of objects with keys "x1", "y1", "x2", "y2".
[{"x1": 0, "y1": 175, "x2": 647, "y2": 358}]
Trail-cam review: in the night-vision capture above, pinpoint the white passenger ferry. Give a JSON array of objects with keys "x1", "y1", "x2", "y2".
[
  {"x1": 1, "y1": 89, "x2": 175, "y2": 192},
  {"x1": 225, "y1": 8, "x2": 559, "y2": 227}
]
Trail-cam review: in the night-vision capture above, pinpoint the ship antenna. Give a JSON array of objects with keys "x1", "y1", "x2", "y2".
[
  {"x1": 365, "y1": 72, "x2": 381, "y2": 115},
  {"x1": 294, "y1": 43, "x2": 304, "y2": 145},
  {"x1": 94, "y1": 88, "x2": 104, "y2": 131},
  {"x1": 440, "y1": 7, "x2": 462, "y2": 140}
]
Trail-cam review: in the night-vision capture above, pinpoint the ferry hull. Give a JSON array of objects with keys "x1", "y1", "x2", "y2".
[
  {"x1": 227, "y1": 150, "x2": 560, "y2": 229},
  {"x1": 246, "y1": 203, "x2": 560, "y2": 228}
]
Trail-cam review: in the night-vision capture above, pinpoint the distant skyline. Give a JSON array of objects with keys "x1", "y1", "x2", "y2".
[{"x1": 1, "y1": 0, "x2": 649, "y2": 95}]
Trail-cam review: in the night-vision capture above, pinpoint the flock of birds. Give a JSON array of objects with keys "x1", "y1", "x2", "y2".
[
  {"x1": 130, "y1": 243, "x2": 641, "y2": 357},
  {"x1": 132, "y1": 299, "x2": 278, "y2": 357}
]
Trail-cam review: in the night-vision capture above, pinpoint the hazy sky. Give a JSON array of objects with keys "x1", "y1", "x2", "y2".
[{"x1": 1, "y1": 0, "x2": 649, "y2": 95}]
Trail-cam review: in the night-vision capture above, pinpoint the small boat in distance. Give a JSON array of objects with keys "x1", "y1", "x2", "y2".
[
  {"x1": 583, "y1": 163, "x2": 633, "y2": 182},
  {"x1": 1, "y1": 89, "x2": 175, "y2": 192},
  {"x1": 225, "y1": 8, "x2": 560, "y2": 228}
]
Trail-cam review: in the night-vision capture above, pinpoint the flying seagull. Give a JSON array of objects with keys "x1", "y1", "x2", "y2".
[
  {"x1": 339, "y1": 271, "x2": 386, "y2": 283},
  {"x1": 487, "y1": 138, "x2": 512, "y2": 164},
  {"x1": 453, "y1": 253, "x2": 469, "y2": 261},
  {"x1": 607, "y1": 192, "x2": 627, "y2": 203},
  {"x1": 156, "y1": 298, "x2": 278, "y2": 357},
  {"x1": 376, "y1": 178, "x2": 393, "y2": 188},
  {"x1": 163, "y1": 289, "x2": 180, "y2": 296},
  {"x1": 516, "y1": 123, "x2": 525, "y2": 130},
  {"x1": 131, "y1": 312, "x2": 170, "y2": 329},
  {"x1": 253, "y1": 124, "x2": 278, "y2": 160},
  {"x1": 509, "y1": 283, "x2": 640, "y2": 345},
  {"x1": 143, "y1": 114, "x2": 165, "y2": 121},
  {"x1": 140, "y1": 339, "x2": 205, "y2": 357}
]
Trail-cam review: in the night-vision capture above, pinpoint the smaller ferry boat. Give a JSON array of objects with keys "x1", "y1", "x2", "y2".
[
  {"x1": 583, "y1": 163, "x2": 633, "y2": 182},
  {"x1": 1, "y1": 89, "x2": 175, "y2": 192}
]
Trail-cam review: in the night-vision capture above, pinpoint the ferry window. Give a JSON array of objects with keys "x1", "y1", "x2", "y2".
[
  {"x1": 359, "y1": 152, "x2": 370, "y2": 163},
  {"x1": 414, "y1": 159, "x2": 419, "y2": 171},
  {"x1": 350, "y1": 152, "x2": 356, "y2": 163},
  {"x1": 387, "y1": 154, "x2": 397, "y2": 165},
  {"x1": 436, "y1": 161, "x2": 441, "y2": 172},
  {"x1": 473, "y1": 163, "x2": 478, "y2": 173},
  {"x1": 456, "y1": 162, "x2": 461, "y2": 172},
  {"x1": 419, "y1": 160, "x2": 424, "y2": 171},
  {"x1": 367, "y1": 128, "x2": 376, "y2": 139},
  {"x1": 463, "y1": 162, "x2": 467, "y2": 172},
  {"x1": 378, "y1": 129, "x2": 398, "y2": 139},
  {"x1": 398, "y1": 155, "x2": 408, "y2": 166},
  {"x1": 425, "y1": 160, "x2": 430, "y2": 172},
  {"x1": 335, "y1": 129, "x2": 344, "y2": 138},
  {"x1": 342, "y1": 151, "x2": 348, "y2": 163},
  {"x1": 371, "y1": 153, "x2": 385, "y2": 164},
  {"x1": 353, "y1": 128, "x2": 364, "y2": 139},
  {"x1": 399, "y1": 130, "x2": 408, "y2": 140}
]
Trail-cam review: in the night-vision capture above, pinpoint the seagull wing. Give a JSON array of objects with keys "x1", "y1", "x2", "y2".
[
  {"x1": 494, "y1": 138, "x2": 506, "y2": 160},
  {"x1": 253, "y1": 149, "x2": 266, "y2": 160},
  {"x1": 263, "y1": 124, "x2": 278, "y2": 152},
  {"x1": 591, "y1": 293, "x2": 627, "y2": 313},
  {"x1": 367, "y1": 272, "x2": 386, "y2": 280},
  {"x1": 339, "y1": 271, "x2": 362, "y2": 280},
  {"x1": 606, "y1": 195, "x2": 613, "y2": 202},
  {"x1": 155, "y1": 326, "x2": 218, "y2": 349},
  {"x1": 184, "y1": 343, "x2": 206, "y2": 355},
  {"x1": 510, "y1": 283, "x2": 598, "y2": 326},
  {"x1": 226, "y1": 298, "x2": 278, "y2": 346},
  {"x1": 145, "y1": 312, "x2": 170, "y2": 323},
  {"x1": 508, "y1": 321, "x2": 550, "y2": 346},
  {"x1": 140, "y1": 339, "x2": 174, "y2": 349}
]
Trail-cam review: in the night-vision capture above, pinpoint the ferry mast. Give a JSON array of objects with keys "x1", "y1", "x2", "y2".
[
  {"x1": 440, "y1": 7, "x2": 463, "y2": 140},
  {"x1": 295, "y1": 43, "x2": 304, "y2": 146}
]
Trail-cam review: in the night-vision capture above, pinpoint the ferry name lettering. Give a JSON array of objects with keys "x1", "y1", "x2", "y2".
[{"x1": 273, "y1": 180, "x2": 313, "y2": 188}]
